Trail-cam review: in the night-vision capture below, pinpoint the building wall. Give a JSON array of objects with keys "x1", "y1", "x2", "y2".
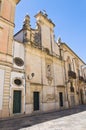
[
  {"x1": 13, "y1": 11, "x2": 86, "y2": 116},
  {"x1": 0, "y1": 64, "x2": 12, "y2": 117},
  {"x1": 24, "y1": 42, "x2": 67, "y2": 114},
  {"x1": 0, "y1": 1, "x2": 86, "y2": 118},
  {"x1": 0, "y1": 0, "x2": 20, "y2": 118},
  {"x1": 0, "y1": 69, "x2": 4, "y2": 117}
]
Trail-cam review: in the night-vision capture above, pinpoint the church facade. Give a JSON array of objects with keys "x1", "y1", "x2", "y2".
[{"x1": 0, "y1": 0, "x2": 86, "y2": 118}]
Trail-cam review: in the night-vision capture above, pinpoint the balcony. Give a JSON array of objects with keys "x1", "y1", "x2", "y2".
[
  {"x1": 84, "y1": 79, "x2": 86, "y2": 83},
  {"x1": 68, "y1": 70, "x2": 76, "y2": 79},
  {"x1": 79, "y1": 76, "x2": 84, "y2": 82}
]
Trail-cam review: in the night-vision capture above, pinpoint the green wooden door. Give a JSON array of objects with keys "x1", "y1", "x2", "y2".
[
  {"x1": 33, "y1": 92, "x2": 39, "y2": 111},
  {"x1": 13, "y1": 90, "x2": 21, "y2": 114}
]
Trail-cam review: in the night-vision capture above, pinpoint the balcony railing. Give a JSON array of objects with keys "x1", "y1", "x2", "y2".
[
  {"x1": 79, "y1": 76, "x2": 84, "y2": 82},
  {"x1": 84, "y1": 79, "x2": 86, "y2": 83},
  {"x1": 68, "y1": 70, "x2": 76, "y2": 79}
]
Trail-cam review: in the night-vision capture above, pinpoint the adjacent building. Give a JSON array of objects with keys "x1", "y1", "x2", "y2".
[{"x1": 0, "y1": 0, "x2": 86, "y2": 118}]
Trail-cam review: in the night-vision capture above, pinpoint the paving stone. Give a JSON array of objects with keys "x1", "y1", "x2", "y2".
[{"x1": 0, "y1": 105, "x2": 86, "y2": 130}]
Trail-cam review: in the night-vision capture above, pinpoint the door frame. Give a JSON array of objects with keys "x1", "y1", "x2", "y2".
[
  {"x1": 33, "y1": 91, "x2": 40, "y2": 111},
  {"x1": 10, "y1": 88, "x2": 25, "y2": 115},
  {"x1": 59, "y1": 92, "x2": 64, "y2": 107},
  {"x1": 13, "y1": 90, "x2": 21, "y2": 114}
]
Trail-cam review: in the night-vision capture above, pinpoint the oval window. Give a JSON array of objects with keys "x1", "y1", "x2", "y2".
[
  {"x1": 14, "y1": 79, "x2": 22, "y2": 86},
  {"x1": 14, "y1": 57, "x2": 24, "y2": 67}
]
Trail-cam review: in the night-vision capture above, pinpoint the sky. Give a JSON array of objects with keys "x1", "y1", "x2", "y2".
[{"x1": 14, "y1": 0, "x2": 86, "y2": 63}]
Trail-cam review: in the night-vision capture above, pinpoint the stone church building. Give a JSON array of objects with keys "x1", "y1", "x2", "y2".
[{"x1": 0, "y1": 0, "x2": 86, "y2": 118}]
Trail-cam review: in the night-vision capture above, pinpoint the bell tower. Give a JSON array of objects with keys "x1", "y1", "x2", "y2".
[{"x1": 0, "y1": 0, "x2": 20, "y2": 118}]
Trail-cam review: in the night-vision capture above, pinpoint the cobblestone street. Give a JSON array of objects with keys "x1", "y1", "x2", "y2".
[
  {"x1": 0, "y1": 105, "x2": 86, "y2": 130},
  {"x1": 20, "y1": 111, "x2": 86, "y2": 130}
]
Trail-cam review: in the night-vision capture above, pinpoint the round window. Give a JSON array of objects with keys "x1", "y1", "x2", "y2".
[
  {"x1": 14, "y1": 57, "x2": 24, "y2": 67},
  {"x1": 14, "y1": 79, "x2": 22, "y2": 86}
]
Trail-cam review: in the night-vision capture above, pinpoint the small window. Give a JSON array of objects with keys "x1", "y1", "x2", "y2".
[
  {"x1": 14, "y1": 79, "x2": 22, "y2": 86},
  {"x1": 14, "y1": 57, "x2": 24, "y2": 67}
]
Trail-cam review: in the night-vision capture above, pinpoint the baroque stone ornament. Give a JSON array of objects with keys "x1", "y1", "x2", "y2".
[
  {"x1": 46, "y1": 64, "x2": 53, "y2": 84},
  {"x1": 23, "y1": 15, "x2": 30, "y2": 30},
  {"x1": 34, "y1": 32, "x2": 41, "y2": 46},
  {"x1": 46, "y1": 94, "x2": 55, "y2": 102}
]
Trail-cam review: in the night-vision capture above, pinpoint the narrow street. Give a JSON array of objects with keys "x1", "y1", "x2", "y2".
[
  {"x1": 0, "y1": 105, "x2": 86, "y2": 130},
  {"x1": 20, "y1": 111, "x2": 86, "y2": 130}
]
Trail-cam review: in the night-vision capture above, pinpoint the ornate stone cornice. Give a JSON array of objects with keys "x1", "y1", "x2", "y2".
[{"x1": 14, "y1": 0, "x2": 20, "y2": 4}]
